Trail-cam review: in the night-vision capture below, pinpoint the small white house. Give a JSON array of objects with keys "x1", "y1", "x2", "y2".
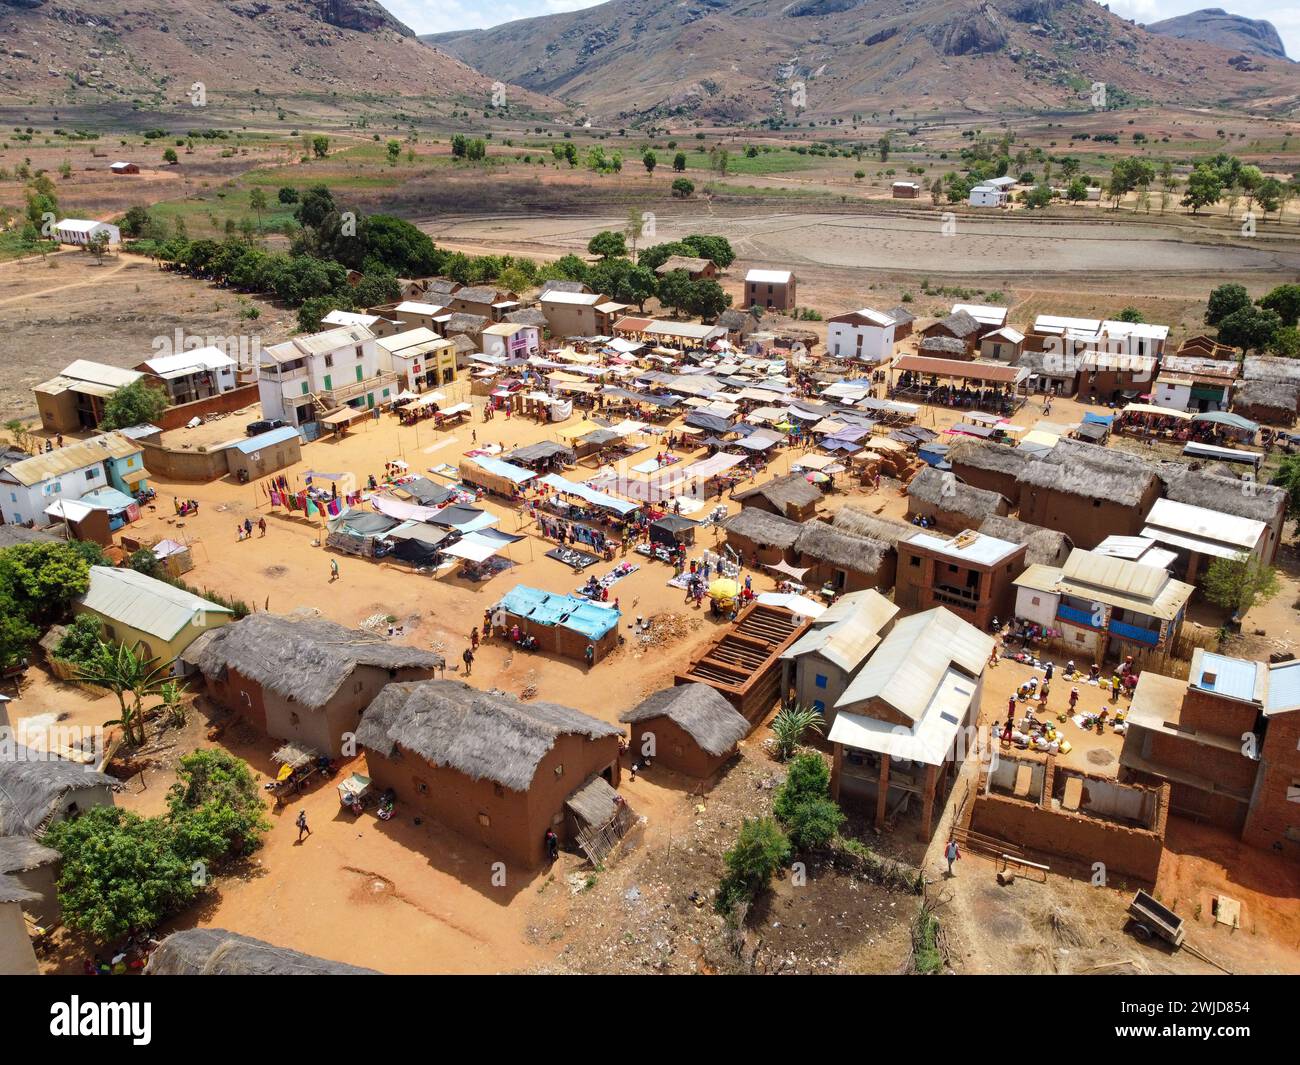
[
  {"x1": 826, "y1": 308, "x2": 897, "y2": 363},
  {"x1": 968, "y1": 185, "x2": 1006, "y2": 208},
  {"x1": 139, "y1": 346, "x2": 239, "y2": 405},
  {"x1": 54, "y1": 219, "x2": 121, "y2": 246},
  {"x1": 259, "y1": 324, "x2": 391, "y2": 428}
]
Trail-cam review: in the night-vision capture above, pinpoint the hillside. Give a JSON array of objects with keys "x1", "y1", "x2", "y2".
[
  {"x1": 0, "y1": 0, "x2": 560, "y2": 115},
  {"x1": 1146, "y1": 9, "x2": 1290, "y2": 62},
  {"x1": 423, "y1": 0, "x2": 1300, "y2": 122}
]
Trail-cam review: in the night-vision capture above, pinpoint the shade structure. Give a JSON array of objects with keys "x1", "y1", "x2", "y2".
[{"x1": 708, "y1": 578, "x2": 740, "y2": 601}]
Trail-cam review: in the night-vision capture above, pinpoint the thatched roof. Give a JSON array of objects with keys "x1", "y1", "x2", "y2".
[
  {"x1": 1243, "y1": 356, "x2": 1300, "y2": 383},
  {"x1": 565, "y1": 775, "x2": 621, "y2": 827},
  {"x1": 919, "y1": 335, "x2": 968, "y2": 356},
  {"x1": 356, "y1": 680, "x2": 619, "y2": 792},
  {"x1": 1017, "y1": 349, "x2": 1085, "y2": 376},
  {"x1": 1234, "y1": 378, "x2": 1299, "y2": 413},
  {"x1": 948, "y1": 439, "x2": 1032, "y2": 478},
  {"x1": 144, "y1": 929, "x2": 381, "y2": 975},
  {"x1": 979, "y1": 515, "x2": 1073, "y2": 567},
  {"x1": 1157, "y1": 465, "x2": 1286, "y2": 524},
  {"x1": 0, "y1": 835, "x2": 60, "y2": 874},
  {"x1": 0, "y1": 750, "x2": 116, "y2": 837},
  {"x1": 831, "y1": 506, "x2": 912, "y2": 545},
  {"x1": 504, "y1": 308, "x2": 547, "y2": 329},
  {"x1": 929, "y1": 309, "x2": 980, "y2": 338},
  {"x1": 539, "y1": 279, "x2": 589, "y2": 296},
  {"x1": 724, "y1": 507, "x2": 802, "y2": 550},
  {"x1": 0, "y1": 872, "x2": 39, "y2": 905},
  {"x1": 733, "y1": 472, "x2": 822, "y2": 512},
  {"x1": 620, "y1": 683, "x2": 751, "y2": 756},
  {"x1": 1017, "y1": 437, "x2": 1156, "y2": 507},
  {"x1": 188, "y1": 614, "x2": 444, "y2": 710},
  {"x1": 444, "y1": 312, "x2": 489, "y2": 335},
  {"x1": 795, "y1": 519, "x2": 890, "y2": 574},
  {"x1": 908, "y1": 467, "x2": 1007, "y2": 520}
]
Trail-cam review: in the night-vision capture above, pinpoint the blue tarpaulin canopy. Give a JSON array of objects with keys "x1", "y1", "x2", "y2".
[
  {"x1": 1191, "y1": 410, "x2": 1258, "y2": 432},
  {"x1": 1082, "y1": 411, "x2": 1114, "y2": 426},
  {"x1": 497, "y1": 584, "x2": 620, "y2": 640},
  {"x1": 539, "y1": 474, "x2": 640, "y2": 516}
]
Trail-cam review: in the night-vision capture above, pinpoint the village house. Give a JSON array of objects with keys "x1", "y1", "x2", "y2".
[
  {"x1": 448, "y1": 285, "x2": 519, "y2": 321},
  {"x1": 724, "y1": 508, "x2": 803, "y2": 566},
  {"x1": 1152, "y1": 355, "x2": 1237, "y2": 413},
  {"x1": 920, "y1": 309, "x2": 982, "y2": 356},
  {"x1": 0, "y1": 749, "x2": 117, "y2": 840},
  {"x1": 53, "y1": 218, "x2": 121, "y2": 246},
  {"x1": 375, "y1": 329, "x2": 458, "y2": 391},
  {"x1": 356, "y1": 680, "x2": 623, "y2": 868},
  {"x1": 77, "y1": 566, "x2": 233, "y2": 671},
  {"x1": 0, "y1": 873, "x2": 39, "y2": 974},
  {"x1": 906, "y1": 466, "x2": 1009, "y2": 532},
  {"x1": 780, "y1": 589, "x2": 899, "y2": 727},
  {"x1": 1139, "y1": 497, "x2": 1268, "y2": 585},
  {"x1": 825, "y1": 308, "x2": 898, "y2": 363},
  {"x1": 0, "y1": 432, "x2": 144, "y2": 528},
  {"x1": 184, "y1": 613, "x2": 443, "y2": 758},
  {"x1": 1157, "y1": 465, "x2": 1287, "y2": 566},
  {"x1": 946, "y1": 439, "x2": 1033, "y2": 507},
  {"x1": 441, "y1": 312, "x2": 491, "y2": 352},
  {"x1": 1078, "y1": 351, "x2": 1158, "y2": 404},
  {"x1": 1016, "y1": 349, "x2": 1083, "y2": 396},
  {"x1": 224, "y1": 425, "x2": 302, "y2": 483},
  {"x1": 978, "y1": 514, "x2": 1073, "y2": 567},
  {"x1": 1121, "y1": 650, "x2": 1300, "y2": 858},
  {"x1": 918, "y1": 336, "x2": 972, "y2": 360},
  {"x1": 0, "y1": 836, "x2": 60, "y2": 931},
  {"x1": 794, "y1": 520, "x2": 897, "y2": 595},
  {"x1": 1016, "y1": 438, "x2": 1161, "y2": 549},
  {"x1": 1178, "y1": 334, "x2": 1237, "y2": 361},
  {"x1": 619, "y1": 684, "x2": 751, "y2": 777},
  {"x1": 951, "y1": 303, "x2": 1008, "y2": 340},
  {"x1": 386, "y1": 300, "x2": 448, "y2": 333},
  {"x1": 145, "y1": 928, "x2": 382, "y2": 975},
  {"x1": 481, "y1": 322, "x2": 541, "y2": 361},
  {"x1": 34, "y1": 359, "x2": 144, "y2": 434},
  {"x1": 894, "y1": 528, "x2": 1026, "y2": 630},
  {"x1": 654, "y1": 256, "x2": 716, "y2": 281},
  {"x1": 137, "y1": 346, "x2": 240, "y2": 405},
  {"x1": 539, "y1": 290, "x2": 607, "y2": 339},
  {"x1": 891, "y1": 180, "x2": 921, "y2": 198},
  {"x1": 109, "y1": 160, "x2": 139, "y2": 175},
  {"x1": 259, "y1": 324, "x2": 397, "y2": 429},
  {"x1": 733, "y1": 471, "x2": 822, "y2": 522},
  {"x1": 1232, "y1": 356, "x2": 1300, "y2": 427},
  {"x1": 828, "y1": 607, "x2": 994, "y2": 839},
  {"x1": 968, "y1": 184, "x2": 1008, "y2": 207},
  {"x1": 744, "y1": 269, "x2": 796, "y2": 311},
  {"x1": 979, "y1": 326, "x2": 1025, "y2": 362},
  {"x1": 1013, "y1": 547, "x2": 1194, "y2": 664},
  {"x1": 885, "y1": 305, "x2": 915, "y2": 341},
  {"x1": 538, "y1": 279, "x2": 591, "y2": 297}
]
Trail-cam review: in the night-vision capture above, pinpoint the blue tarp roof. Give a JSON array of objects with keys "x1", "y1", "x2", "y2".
[
  {"x1": 539, "y1": 474, "x2": 640, "y2": 516},
  {"x1": 1082, "y1": 411, "x2": 1114, "y2": 426},
  {"x1": 497, "y1": 585, "x2": 620, "y2": 641},
  {"x1": 231, "y1": 425, "x2": 301, "y2": 454},
  {"x1": 469, "y1": 456, "x2": 536, "y2": 484},
  {"x1": 80, "y1": 486, "x2": 136, "y2": 511}
]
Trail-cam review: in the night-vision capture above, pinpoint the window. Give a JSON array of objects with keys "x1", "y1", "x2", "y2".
[
  {"x1": 554, "y1": 764, "x2": 564, "y2": 778},
  {"x1": 812, "y1": 700, "x2": 825, "y2": 714},
  {"x1": 1092, "y1": 499, "x2": 1102, "y2": 507},
  {"x1": 324, "y1": 353, "x2": 334, "y2": 368},
  {"x1": 1031, "y1": 595, "x2": 1041, "y2": 606},
  {"x1": 493, "y1": 784, "x2": 505, "y2": 798},
  {"x1": 478, "y1": 812, "x2": 491, "y2": 827},
  {"x1": 909, "y1": 555, "x2": 921, "y2": 567},
  {"x1": 414, "y1": 778, "x2": 429, "y2": 795},
  {"x1": 815, "y1": 674, "x2": 828, "y2": 690}
]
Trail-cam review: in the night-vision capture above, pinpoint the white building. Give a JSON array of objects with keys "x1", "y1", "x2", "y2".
[
  {"x1": 968, "y1": 185, "x2": 1006, "y2": 207},
  {"x1": 826, "y1": 308, "x2": 898, "y2": 363},
  {"x1": 54, "y1": 219, "x2": 121, "y2": 246},
  {"x1": 481, "y1": 322, "x2": 541, "y2": 361},
  {"x1": 258, "y1": 325, "x2": 395, "y2": 428},
  {"x1": 375, "y1": 328, "x2": 458, "y2": 391},
  {"x1": 0, "y1": 434, "x2": 141, "y2": 527},
  {"x1": 138, "y1": 346, "x2": 239, "y2": 405}
]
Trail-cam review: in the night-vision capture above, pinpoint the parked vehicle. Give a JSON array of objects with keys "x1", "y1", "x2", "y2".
[{"x1": 246, "y1": 418, "x2": 288, "y2": 437}]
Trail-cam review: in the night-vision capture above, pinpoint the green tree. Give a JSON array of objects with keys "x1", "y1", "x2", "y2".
[
  {"x1": 1113, "y1": 307, "x2": 1145, "y2": 323},
  {"x1": 671, "y1": 177, "x2": 695, "y2": 198},
  {"x1": 687, "y1": 278, "x2": 731, "y2": 320},
  {"x1": 657, "y1": 269, "x2": 694, "y2": 315},
  {"x1": 672, "y1": 151, "x2": 687, "y2": 172},
  {"x1": 78, "y1": 640, "x2": 174, "y2": 747},
  {"x1": 1205, "y1": 283, "x2": 1251, "y2": 327},
  {"x1": 162, "y1": 147, "x2": 178, "y2": 165},
  {"x1": 120, "y1": 205, "x2": 153, "y2": 237},
  {"x1": 681, "y1": 234, "x2": 735, "y2": 269},
  {"x1": 1269, "y1": 326, "x2": 1300, "y2": 358},
  {"x1": 101, "y1": 378, "x2": 168, "y2": 430},
  {"x1": 586, "y1": 230, "x2": 627, "y2": 260},
  {"x1": 642, "y1": 150, "x2": 657, "y2": 173},
  {"x1": 167, "y1": 749, "x2": 270, "y2": 861},
  {"x1": 716, "y1": 817, "x2": 791, "y2": 915},
  {"x1": 1218, "y1": 305, "x2": 1281, "y2": 354},
  {"x1": 386, "y1": 139, "x2": 401, "y2": 165},
  {"x1": 311, "y1": 135, "x2": 330, "y2": 159},
  {"x1": 1181, "y1": 165, "x2": 1224, "y2": 214},
  {"x1": 277, "y1": 186, "x2": 299, "y2": 205},
  {"x1": 46, "y1": 807, "x2": 200, "y2": 943},
  {"x1": 0, "y1": 540, "x2": 92, "y2": 624},
  {"x1": 54, "y1": 614, "x2": 105, "y2": 668},
  {"x1": 248, "y1": 186, "x2": 267, "y2": 232},
  {"x1": 1203, "y1": 552, "x2": 1280, "y2": 617},
  {"x1": 1258, "y1": 284, "x2": 1300, "y2": 328}
]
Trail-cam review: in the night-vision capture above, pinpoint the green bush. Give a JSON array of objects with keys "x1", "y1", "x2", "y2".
[
  {"x1": 716, "y1": 817, "x2": 790, "y2": 916},
  {"x1": 54, "y1": 613, "x2": 104, "y2": 668}
]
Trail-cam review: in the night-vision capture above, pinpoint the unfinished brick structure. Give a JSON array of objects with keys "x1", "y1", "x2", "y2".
[{"x1": 972, "y1": 753, "x2": 1169, "y2": 884}]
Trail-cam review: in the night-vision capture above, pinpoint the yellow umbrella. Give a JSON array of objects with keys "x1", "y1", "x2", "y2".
[{"x1": 708, "y1": 578, "x2": 740, "y2": 601}]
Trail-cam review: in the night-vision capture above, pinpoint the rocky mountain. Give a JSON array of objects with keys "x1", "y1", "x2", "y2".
[
  {"x1": 0, "y1": 1, "x2": 559, "y2": 112},
  {"x1": 423, "y1": 0, "x2": 1300, "y2": 121},
  {"x1": 1146, "y1": 9, "x2": 1289, "y2": 61}
]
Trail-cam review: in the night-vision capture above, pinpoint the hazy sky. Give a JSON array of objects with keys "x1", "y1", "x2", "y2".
[{"x1": 384, "y1": 0, "x2": 1298, "y2": 57}]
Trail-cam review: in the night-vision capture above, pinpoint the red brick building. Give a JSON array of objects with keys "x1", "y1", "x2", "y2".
[{"x1": 894, "y1": 528, "x2": 1026, "y2": 631}]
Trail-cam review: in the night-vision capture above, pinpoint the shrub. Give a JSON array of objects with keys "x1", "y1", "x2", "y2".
[{"x1": 716, "y1": 817, "x2": 791, "y2": 916}]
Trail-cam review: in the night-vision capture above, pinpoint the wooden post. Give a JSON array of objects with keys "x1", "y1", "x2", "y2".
[
  {"x1": 875, "y1": 754, "x2": 890, "y2": 828},
  {"x1": 919, "y1": 763, "x2": 937, "y2": 840}
]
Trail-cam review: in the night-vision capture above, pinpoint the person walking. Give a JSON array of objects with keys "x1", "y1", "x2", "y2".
[
  {"x1": 296, "y1": 810, "x2": 311, "y2": 842},
  {"x1": 243, "y1": 518, "x2": 253, "y2": 539},
  {"x1": 584, "y1": 644, "x2": 595, "y2": 670},
  {"x1": 1044, "y1": 661, "x2": 1054, "y2": 684},
  {"x1": 462, "y1": 647, "x2": 474, "y2": 675},
  {"x1": 258, "y1": 517, "x2": 267, "y2": 537},
  {"x1": 329, "y1": 558, "x2": 339, "y2": 582},
  {"x1": 944, "y1": 838, "x2": 961, "y2": 877},
  {"x1": 470, "y1": 627, "x2": 480, "y2": 650}
]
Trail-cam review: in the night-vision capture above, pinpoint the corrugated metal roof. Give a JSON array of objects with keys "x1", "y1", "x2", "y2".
[
  {"x1": 835, "y1": 607, "x2": 992, "y2": 722},
  {"x1": 62, "y1": 359, "x2": 142, "y2": 388},
  {"x1": 82, "y1": 566, "x2": 232, "y2": 642},
  {"x1": 1143, "y1": 498, "x2": 1265, "y2": 553},
  {"x1": 230, "y1": 426, "x2": 300, "y2": 455},
  {"x1": 0, "y1": 433, "x2": 140, "y2": 487},
  {"x1": 1266, "y1": 660, "x2": 1300, "y2": 717},
  {"x1": 1190, "y1": 649, "x2": 1263, "y2": 704},
  {"x1": 829, "y1": 666, "x2": 975, "y2": 765},
  {"x1": 782, "y1": 591, "x2": 898, "y2": 673}
]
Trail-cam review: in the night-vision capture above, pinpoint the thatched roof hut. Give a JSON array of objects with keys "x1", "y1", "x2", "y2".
[
  {"x1": 979, "y1": 514, "x2": 1073, "y2": 567},
  {"x1": 620, "y1": 684, "x2": 750, "y2": 757},
  {"x1": 919, "y1": 335, "x2": 969, "y2": 358},
  {"x1": 926, "y1": 309, "x2": 980, "y2": 339},
  {"x1": 1156, "y1": 464, "x2": 1286, "y2": 526},
  {"x1": 0, "y1": 749, "x2": 116, "y2": 837},
  {"x1": 1242, "y1": 356, "x2": 1300, "y2": 383},
  {"x1": 0, "y1": 872, "x2": 38, "y2": 906},
  {"x1": 1016, "y1": 437, "x2": 1156, "y2": 508},
  {"x1": 831, "y1": 506, "x2": 912, "y2": 545},
  {"x1": 504, "y1": 308, "x2": 547, "y2": 330},
  {"x1": 0, "y1": 836, "x2": 59, "y2": 875},
  {"x1": 947, "y1": 439, "x2": 1032, "y2": 479},
  {"x1": 356, "y1": 680, "x2": 620, "y2": 793},
  {"x1": 794, "y1": 519, "x2": 891, "y2": 576},
  {"x1": 732, "y1": 472, "x2": 822, "y2": 517},
  {"x1": 144, "y1": 929, "x2": 381, "y2": 975},
  {"x1": 724, "y1": 507, "x2": 802, "y2": 551},
  {"x1": 907, "y1": 466, "x2": 1008, "y2": 523},
  {"x1": 186, "y1": 613, "x2": 444, "y2": 711},
  {"x1": 1233, "y1": 379, "x2": 1299, "y2": 420}
]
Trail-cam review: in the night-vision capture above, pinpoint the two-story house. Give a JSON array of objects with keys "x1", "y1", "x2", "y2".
[
  {"x1": 0, "y1": 433, "x2": 143, "y2": 526},
  {"x1": 258, "y1": 325, "x2": 397, "y2": 428}
]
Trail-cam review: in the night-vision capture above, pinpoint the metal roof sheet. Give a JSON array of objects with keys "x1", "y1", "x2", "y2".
[{"x1": 82, "y1": 566, "x2": 232, "y2": 642}]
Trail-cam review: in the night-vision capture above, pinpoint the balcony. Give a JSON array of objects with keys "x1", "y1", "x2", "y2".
[
  {"x1": 1108, "y1": 618, "x2": 1161, "y2": 646},
  {"x1": 1057, "y1": 602, "x2": 1101, "y2": 629},
  {"x1": 319, "y1": 371, "x2": 399, "y2": 407}
]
